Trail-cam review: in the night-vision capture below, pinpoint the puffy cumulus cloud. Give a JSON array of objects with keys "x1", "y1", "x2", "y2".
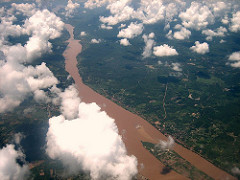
[
  {"x1": 229, "y1": 11, "x2": 240, "y2": 32},
  {"x1": 10, "y1": 3, "x2": 37, "y2": 17},
  {"x1": 58, "y1": 85, "x2": 80, "y2": 120},
  {"x1": 0, "y1": 62, "x2": 58, "y2": 113},
  {"x1": 117, "y1": 22, "x2": 143, "y2": 39},
  {"x1": 119, "y1": 23, "x2": 126, "y2": 28},
  {"x1": 25, "y1": 36, "x2": 53, "y2": 61},
  {"x1": 23, "y1": 63, "x2": 58, "y2": 91},
  {"x1": 0, "y1": 144, "x2": 29, "y2": 180},
  {"x1": 190, "y1": 41, "x2": 209, "y2": 54},
  {"x1": 166, "y1": 30, "x2": 173, "y2": 40},
  {"x1": 14, "y1": 133, "x2": 25, "y2": 145},
  {"x1": 33, "y1": 89, "x2": 50, "y2": 104},
  {"x1": 98, "y1": 0, "x2": 184, "y2": 26},
  {"x1": 46, "y1": 88, "x2": 138, "y2": 179},
  {"x1": 228, "y1": 51, "x2": 240, "y2": 68},
  {"x1": 222, "y1": 15, "x2": 229, "y2": 25},
  {"x1": 153, "y1": 44, "x2": 178, "y2": 57},
  {"x1": 80, "y1": 31, "x2": 87, "y2": 36},
  {"x1": 100, "y1": 0, "x2": 134, "y2": 26},
  {"x1": 0, "y1": 8, "x2": 64, "y2": 113},
  {"x1": 165, "y1": 2, "x2": 181, "y2": 22},
  {"x1": 173, "y1": 25, "x2": 191, "y2": 40},
  {"x1": 134, "y1": 0, "x2": 166, "y2": 24},
  {"x1": 120, "y1": 38, "x2": 131, "y2": 46},
  {"x1": 142, "y1": 33, "x2": 155, "y2": 58},
  {"x1": 171, "y1": 62, "x2": 182, "y2": 72},
  {"x1": 65, "y1": 0, "x2": 80, "y2": 17},
  {"x1": 23, "y1": 9, "x2": 64, "y2": 43},
  {"x1": 84, "y1": 0, "x2": 117, "y2": 9},
  {"x1": 179, "y1": 2, "x2": 214, "y2": 30},
  {"x1": 0, "y1": 9, "x2": 64, "y2": 63},
  {"x1": 202, "y1": 26, "x2": 227, "y2": 41},
  {"x1": 0, "y1": 19, "x2": 23, "y2": 42},
  {"x1": 229, "y1": 52, "x2": 240, "y2": 61},
  {"x1": 148, "y1": 32, "x2": 155, "y2": 39},
  {"x1": 155, "y1": 136, "x2": 175, "y2": 151},
  {"x1": 100, "y1": 24, "x2": 113, "y2": 30},
  {"x1": 99, "y1": 0, "x2": 184, "y2": 26},
  {"x1": 91, "y1": 38, "x2": 101, "y2": 44},
  {"x1": 213, "y1": 2, "x2": 227, "y2": 12},
  {"x1": 208, "y1": 1, "x2": 230, "y2": 17}
]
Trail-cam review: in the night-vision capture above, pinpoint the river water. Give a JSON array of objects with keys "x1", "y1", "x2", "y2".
[{"x1": 63, "y1": 24, "x2": 235, "y2": 180}]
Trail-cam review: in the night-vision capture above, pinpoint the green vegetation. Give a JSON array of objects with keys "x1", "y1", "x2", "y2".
[
  {"x1": 1, "y1": 1, "x2": 239, "y2": 178},
  {"x1": 142, "y1": 142, "x2": 213, "y2": 180},
  {"x1": 71, "y1": 13, "x2": 240, "y2": 175}
]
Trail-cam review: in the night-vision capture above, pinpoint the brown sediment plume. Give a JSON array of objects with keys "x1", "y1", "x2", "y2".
[{"x1": 63, "y1": 24, "x2": 236, "y2": 180}]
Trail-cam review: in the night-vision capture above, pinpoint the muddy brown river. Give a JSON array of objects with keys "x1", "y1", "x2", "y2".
[{"x1": 63, "y1": 24, "x2": 235, "y2": 180}]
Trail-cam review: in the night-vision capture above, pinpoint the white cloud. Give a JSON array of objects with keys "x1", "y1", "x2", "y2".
[
  {"x1": 220, "y1": 39, "x2": 226, "y2": 43},
  {"x1": 0, "y1": 144, "x2": 29, "y2": 180},
  {"x1": 179, "y1": 2, "x2": 214, "y2": 30},
  {"x1": 232, "y1": 167, "x2": 240, "y2": 175},
  {"x1": 202, "y1": 26, "x2": 227, "y2": 41},
  {"x1": 25, "y1": 36, "x2": 52, "y2": 61},
  {"x1": 84, "y1": 0, "x2": 116, "y2": 9},
  {"x1": 190, "y1": 41, "x2": 209, "y2": 54},
  {"x1": 91, "y1": 38, "x2": 101, "y2": 44},
  {"x1": 165, "y1": 2, "x2": 179, "y2": 22},
  {"x1": 229, "y1": 52, "x2": 240, "y2": 61},
  {"x1": 14, "y1": 133, "x2": 25, "y2": 145},
  {"x1": 98, "y1": 0, "x2": 185, "y2": 26},
  {"x1": 153, "y1": 44, "x2": 178, "y2": 57},
  {"x1": 148, "y1": 32, "x2": 155, "y2": 39},
  {"x1": 100, "y1": 24, "x2": 113, "y2": 30},
  {"x1": 100, "y1": 0, "x2": 133, "y2": 25},
  {"x1": 211, "y1": 1, "x2": 228, "y2": 15},
  {"x1": 173, "y1": 25, "x2": 191, "y2": 40},
  {"x1": 155, "y1": 136, "x2": 175, "y2": 151},
  {"x1": 65, "y1": 0, "x2": 80, "y2": 17},
  {"x1": 221, "y1": 15, "x2": 229, "y2": 25},
  {"x1": 134, "y1": 0, "x2": 165, "y2": 24},
  {"x1": 0, "y1": 19, "x2": 24, "y2": 42},
  {"x1": 33, "y1": 89, "x2": 50, "y2": 104},
  {"x1": 166, "y1": 30, "x2": 173, "y2": 40},
  {"x1": 80, "y1": 31, "x2": 86, "y2": 36},
  {"x1": 229, "y1": 11, "x2": 240, "y2": 32},
  {"x1": 24, "y1": 63, "x2": 59, "y2": 91},
  {"x1": 24, "y1": 9, "x2": 64, "y2": 40},
  {"x1": 119, "y1": 24, "x2": 126, "y2": 28},
  {"x1": 59, "y1": 85, "x2": 80, "y2": 120},
  {"x1": 134, "y1": 0, "x2": 183, "y2": 25},
  {"x1": 21, "y1": 9, "x2": 64, "y2": 62},
  {"x1": 120, "y1": 38, "x2": 131, "y2": 46},
  {"x1": 0, "y1": 9, "x2": 64, "y2": 113},
  {"x1": 10, "y1": 3, "x2": 37, "y2": 17},
  {"x1": 46, "y1": 88, "x2": 138, "y2": 179},
  {"x1": 117, "y1": 22, "x2": 143, "y2": 39},
  {"x1": 228, "y1": 51, "x2": 240, "y2": 68},
  {"x1": 0, "y1": 62, "x2": 58, "y2": 113},
  {"x1": 142, "y1": 33, "x2": 155, "y2": 58},
  {"x1": 171, "y1": 62, "x2": 182, "y2": 72}
]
